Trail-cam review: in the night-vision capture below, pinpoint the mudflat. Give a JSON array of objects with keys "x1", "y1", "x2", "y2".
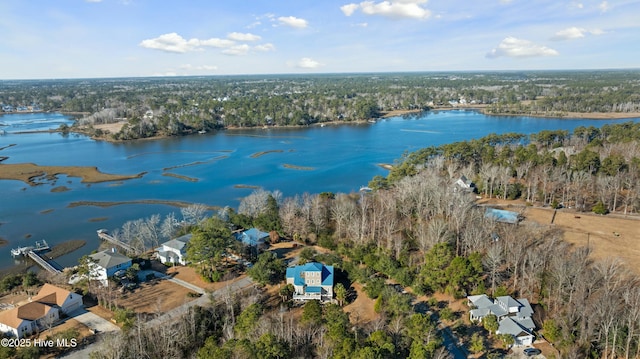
[{"x1": 0, "y1": 163, "x2": 145, "y2": 185}]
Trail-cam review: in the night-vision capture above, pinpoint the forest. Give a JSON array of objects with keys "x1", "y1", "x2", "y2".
[
  {"x1": 62, "y1": 121, "x2": 640, "y2": 359},
  {"x1": 2, "y1": 70, "x2": 640, "y2": 140}
]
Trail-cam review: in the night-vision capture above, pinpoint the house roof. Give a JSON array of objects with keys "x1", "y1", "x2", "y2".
[
  {"x1": 235, "y1": 228, "x2": 269, "y2": 246},
  {"x1": 89, "y1": 249, "x2": 131, "y2": 269},
  {"x1": 497, "y1": 296, "x2": 522, "y2": 309},
  {"x1": 468, "y1": 294, "x2": 494, "y2": 309},
  {"x1": 286, "y1": 262, "x2": 334, "y2": 287},
  {"x1": 32, "y1": 284, "x2": 77, "y2": 307},
  {"x1": 516, "y1": 298, "x2": 534, "y2": 317},
  {"x1": 161, "y1": 233, "x2": 192, "y2": 251},
  {"x1": 0, "y1": 307, "x2": 27, "y2": 329},
  {"x1": 17, "y1": 302, "x2": 54, "y2": 321},
  {"x1": 485, "y1": 208, "x2": 520, "y2": 224},
  {"x1": 497, "y1": 317, "x2": 533, "y2": 337}
]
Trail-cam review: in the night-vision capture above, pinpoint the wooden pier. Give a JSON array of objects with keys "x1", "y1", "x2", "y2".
[
  {"x1": 27, "y1": 251, "x2": 62, "y2": 274},
  {"x1": 10, "y1": 240, "x2": 62, "y2": 274},
  {"x1": 97, "y1": 229, "x2": 137, "y2": 254}
]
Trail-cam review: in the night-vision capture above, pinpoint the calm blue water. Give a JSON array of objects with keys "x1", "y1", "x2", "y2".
[{"x1": 1, "y1": 110, "x2": 639, "y2": 270}]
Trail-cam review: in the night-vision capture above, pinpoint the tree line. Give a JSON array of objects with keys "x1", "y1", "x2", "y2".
[{"x1": 2, "y1": 70, "x2": 640, "y2": 140}]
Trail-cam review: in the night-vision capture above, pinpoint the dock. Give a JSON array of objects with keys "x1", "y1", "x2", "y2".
[
  {"x1": 27, "y1": 251, "x2": 62, "y2": 274},
  {"x1": 97, "y1": 229, "x2": 137, "y2": 254},
  {"x1": 10, "y1": 240, "x2": 62, "y2": 274}
]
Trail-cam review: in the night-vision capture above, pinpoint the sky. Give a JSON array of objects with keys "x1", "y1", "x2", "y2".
[{"x1": 0, "y1": 0, "x2": 639, "y2": 79}]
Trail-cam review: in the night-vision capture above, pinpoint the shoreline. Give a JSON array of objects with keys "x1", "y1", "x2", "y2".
[{"x1": 68, "y1": 107, "x2": 640, "y2": 144}]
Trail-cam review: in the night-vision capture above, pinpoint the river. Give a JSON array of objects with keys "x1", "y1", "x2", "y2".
[{"x1": 1, "y1": 110, "x2": 639, "y2": 270}]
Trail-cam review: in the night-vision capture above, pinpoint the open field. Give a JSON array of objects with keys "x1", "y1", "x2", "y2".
[
  {"x1": 166, "y1": 265, "x2": 247, "y2": 292},
  {"x1": 481, "y1": 198, "x2": 640, "y2": 274},
  {"x1": 343, "y1": 283, "x2": 378, "y2": 325},
  {"x1": 524, "y1": 206, "x2": 640, "y2": 271},
  {"x1": 117, "y1": 279, "x2": 198, "y2": 315}
]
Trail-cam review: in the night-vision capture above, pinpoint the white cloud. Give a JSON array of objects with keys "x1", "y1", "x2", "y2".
[
  {"x1": 199, "y1": 38, "x2": 236, "y2": 48},
  {"x1": 278, "y1": 16, "x2": 309, "y2": 29},
  {"x1": 599, "y1": 1, "x2": 609, "y2": 12},
  {"x1": 227, "y1": 32, "x2": 261, "y2": 42},
  {"x1": 297, "y1": 57, "x2": 323, "y2": 69},
  {"x1": 552, "y1": 27, "x2": 587, "y2": 40},
  {"x1": 487, "y1": 37, "x2": 559, "y2": 58},
  {"x1": 222, "y1": 44, "x2": 251, "y2": 56},
  {"x1": 179, "y1": 64, "x2": 218, "y2": 71},
  {"x1": 340, "y1": 0, "x2": 431, "y2": 20},
  {"x1": 341, "y1": 4, "x2": 359, "y2": 16},
  {"x1": 255, "y1": 43, "x2": 276, "y2": 52},
  {"x1": 551, "y1": 27, "x2": 606, "y2": 41},
  {"x1": 139, "y1": 33, "x2": 235, "y2": 53}
]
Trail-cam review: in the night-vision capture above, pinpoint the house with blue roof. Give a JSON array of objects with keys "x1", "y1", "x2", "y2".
[
  {"x1": 234, "y1": 228, "x2": 269, "y2": 250},
  {"x1": 286, "y1": 262, "x2": 334, "y2": 302}
]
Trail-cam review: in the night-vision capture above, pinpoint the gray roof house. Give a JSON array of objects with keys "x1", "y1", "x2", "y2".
[
  {"x1": 497, "y1": 317, "x2": 535, "y2": 347},
  {"x1": 467, "y1": 294, "x2": 536, "y2": 347},
  {"x1": 156, "y1": 233, "x2": 192, "y2": 266},
  {"x1": 89, "y1": 249, "x2": 132, "y2": 286}
]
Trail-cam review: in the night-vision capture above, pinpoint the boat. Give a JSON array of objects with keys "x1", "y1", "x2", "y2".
[{"x1": 198, "y1": 129, "x2": 207, "y2": 134}]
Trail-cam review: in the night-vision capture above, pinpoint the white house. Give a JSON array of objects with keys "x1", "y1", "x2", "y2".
[
  {"x1": 88, "y1": 248, "x2": 132, "y2": 286},
  {"x1": 156, "y1": 233, "x2": 192, "y2": 266},
  {"x1": 454, "y1": 175, "x2": 475, "y2": 192},
  {"x1": 467, "y1": 294, "x2": 535, "y2": 347},
  {"x1": 286, "y1": 262, "x2": 334, "y2": 302},
  {"x1": 0, "y1": 284, "x2": 83, "y2": 338}
]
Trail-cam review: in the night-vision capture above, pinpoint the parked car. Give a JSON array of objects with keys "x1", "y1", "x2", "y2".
[{"x1": 524, "y1": 348, "x2": 542, "y2": 357}]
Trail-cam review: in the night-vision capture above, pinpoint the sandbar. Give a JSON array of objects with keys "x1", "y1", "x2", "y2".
[
  {"x1": 234, "y1": 184, "x2": 261, "y2": 189},
  {"x1": 0, "y1": 163, "x2": 145, "y2": 186},
  {"x1": 163, "y1": 172, "x2": 199, "y2": 182},
  {"x1": 250, "y1": 150, "x2": 284, "y2": 158},
  {"x1": 68, "y1": 199, "x2": 219, "y2": 210},
  {"x1": 283, "y1": 163, "x2": 316, "y2": 171}
]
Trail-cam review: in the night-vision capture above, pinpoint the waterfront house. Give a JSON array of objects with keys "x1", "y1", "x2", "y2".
[
  {"x1": 286, "y1": 262, "x2": 334, "y2": 302},
  {"x1": 0, "y1": 284, "x2": 83, "y2": 338},
  {"x1": 88, "y1": 248, "x2": 132, "y2": 286},
  {"x1": 156, "y1": 233, "x2": 192, "y2": 266}
]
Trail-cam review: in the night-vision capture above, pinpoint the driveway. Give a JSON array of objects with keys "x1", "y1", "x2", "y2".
[
  {"x1": 59, "y1": 309, "x2": 120, "y2": 359},
  {"x1": 68, "y1": 308, "x2": 120, "y2": 333}
]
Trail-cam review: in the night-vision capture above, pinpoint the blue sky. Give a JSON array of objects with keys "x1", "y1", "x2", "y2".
[{"x1": 0, "y1": 0, "x2": 638, "y2": 79}]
